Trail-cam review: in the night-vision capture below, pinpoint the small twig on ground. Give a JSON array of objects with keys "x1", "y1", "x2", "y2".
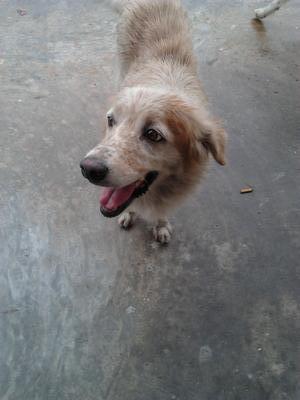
[{"x1": 240, "y1": 187, "x2": 254, "y2": 194}]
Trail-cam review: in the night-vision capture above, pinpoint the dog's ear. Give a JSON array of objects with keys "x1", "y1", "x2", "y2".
[
  {"x1": 197, "y1": 117, "x2": 227, "y2": 166},
  {"x1": 164, "y1": 95, "x2": 227, "y2": 165}
]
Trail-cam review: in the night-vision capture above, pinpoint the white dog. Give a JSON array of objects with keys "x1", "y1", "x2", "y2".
[{"x1": 80, "y1": 0, "x2": 227, "y2": 243}]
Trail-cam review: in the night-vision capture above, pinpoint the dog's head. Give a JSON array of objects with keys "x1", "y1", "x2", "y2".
[{"x1": 80, "y1": 87, "x2": 226, "y2": 217}]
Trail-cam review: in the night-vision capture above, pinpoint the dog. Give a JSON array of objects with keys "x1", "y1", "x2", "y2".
[{"x1": 80, "y1": 0, "x2": 227, "y2": 244}]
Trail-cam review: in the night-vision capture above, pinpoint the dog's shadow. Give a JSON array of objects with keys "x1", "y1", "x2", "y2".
[{"x1": 93, "y1": 218, "x2": 234, "y2": 399}]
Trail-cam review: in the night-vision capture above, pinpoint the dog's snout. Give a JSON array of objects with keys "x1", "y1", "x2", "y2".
[{"x1": 80, "y1": 158, "x2": 108, "y2": 184}]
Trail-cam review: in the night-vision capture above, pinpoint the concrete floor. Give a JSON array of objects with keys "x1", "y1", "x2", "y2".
[{"x1": 0, "y1": 0, "x2": 300, "y2": 399}]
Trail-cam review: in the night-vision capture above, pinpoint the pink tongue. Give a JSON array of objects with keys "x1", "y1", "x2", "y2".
[{"x1": 100, "y1": 183, "x2": 137, "y2": 211}]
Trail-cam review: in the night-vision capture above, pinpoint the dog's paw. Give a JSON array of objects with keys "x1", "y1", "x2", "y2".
[
  {"x1": 153, "y1": 221, "x2": 172, "y2": 244},
  {"x1": 118, "y1": 212, "x2": 135, "y2": 230}
]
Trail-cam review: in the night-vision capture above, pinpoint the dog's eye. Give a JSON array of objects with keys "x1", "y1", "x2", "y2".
[
  {"x1": 144, "y1": 129, "x2": 164, "y2": 143},
  {"x1": 107, "y1": 115, "x2": 115, "y2": 128}
]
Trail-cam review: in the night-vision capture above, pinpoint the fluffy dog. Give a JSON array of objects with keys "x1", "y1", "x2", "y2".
[{"x1": 80, "y1": 0, "x2": 227, "y2": 243}]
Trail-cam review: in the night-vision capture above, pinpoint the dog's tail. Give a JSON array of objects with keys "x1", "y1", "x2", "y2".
[{"x1": 107, "y1": 0, "x2": 129, "y2": 14}]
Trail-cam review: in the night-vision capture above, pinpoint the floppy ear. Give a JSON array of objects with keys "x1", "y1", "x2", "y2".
[
  {"x1": 198, "y1": 118, "x2": 227, "y2": 166},
  {"x1": 163, "y1": 95, "x2": 227, "y2": 165}
]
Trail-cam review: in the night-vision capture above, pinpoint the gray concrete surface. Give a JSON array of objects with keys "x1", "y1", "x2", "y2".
[{"x1": 0, "y1": 1, "x2": 300, "y2": 399}]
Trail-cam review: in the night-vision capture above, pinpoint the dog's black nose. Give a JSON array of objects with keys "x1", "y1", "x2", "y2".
[{"x1": 80, "y1": 158, "x2": 108, "y2": 184}]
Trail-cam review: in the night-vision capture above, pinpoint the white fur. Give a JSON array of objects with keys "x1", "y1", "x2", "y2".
[
  {"x1": 118, "y1": 211, "x2": 136, "y2": 229},
  {"x1": 153, "y1": 220, "x2": 173, "y2": 244}
]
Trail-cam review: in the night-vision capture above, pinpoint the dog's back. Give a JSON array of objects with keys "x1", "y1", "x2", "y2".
[{"x1": 116, "y1": 0, "x2": 197, "y2": 76}]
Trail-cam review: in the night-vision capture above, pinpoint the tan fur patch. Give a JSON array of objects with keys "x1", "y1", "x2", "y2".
[{"x1": 164, "y1": 97, "x2": 200, "y2": 167}]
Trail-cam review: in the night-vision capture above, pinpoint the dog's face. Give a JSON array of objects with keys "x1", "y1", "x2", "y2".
[{"x1": 80, "y1": 87, "x2": 226, "y2": 217}]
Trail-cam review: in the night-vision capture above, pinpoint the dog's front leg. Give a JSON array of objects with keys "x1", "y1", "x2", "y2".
[
  {"x1": 118, "y1": 211, "x2": 137, "y2": 230},
  {"x1": 153, "y1": 219, "x2": 173, "y2": 245}
]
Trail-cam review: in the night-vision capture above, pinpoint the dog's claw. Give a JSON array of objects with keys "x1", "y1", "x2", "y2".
[
  {"x1": 153, "y1": 221, "x2": 172, "y2": 244},
  {"x1": 118, "y1": 212, "x2": 135, "y2": 230}
]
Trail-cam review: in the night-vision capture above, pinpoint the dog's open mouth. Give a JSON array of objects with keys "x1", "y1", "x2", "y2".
[{"x1": 99, "y1": 171, "x2": 158, "y2": 218}]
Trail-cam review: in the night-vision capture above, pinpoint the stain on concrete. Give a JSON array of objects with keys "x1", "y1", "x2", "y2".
[{"x1": 199, "y1": 345, "x2": 213, "y2": 364}]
